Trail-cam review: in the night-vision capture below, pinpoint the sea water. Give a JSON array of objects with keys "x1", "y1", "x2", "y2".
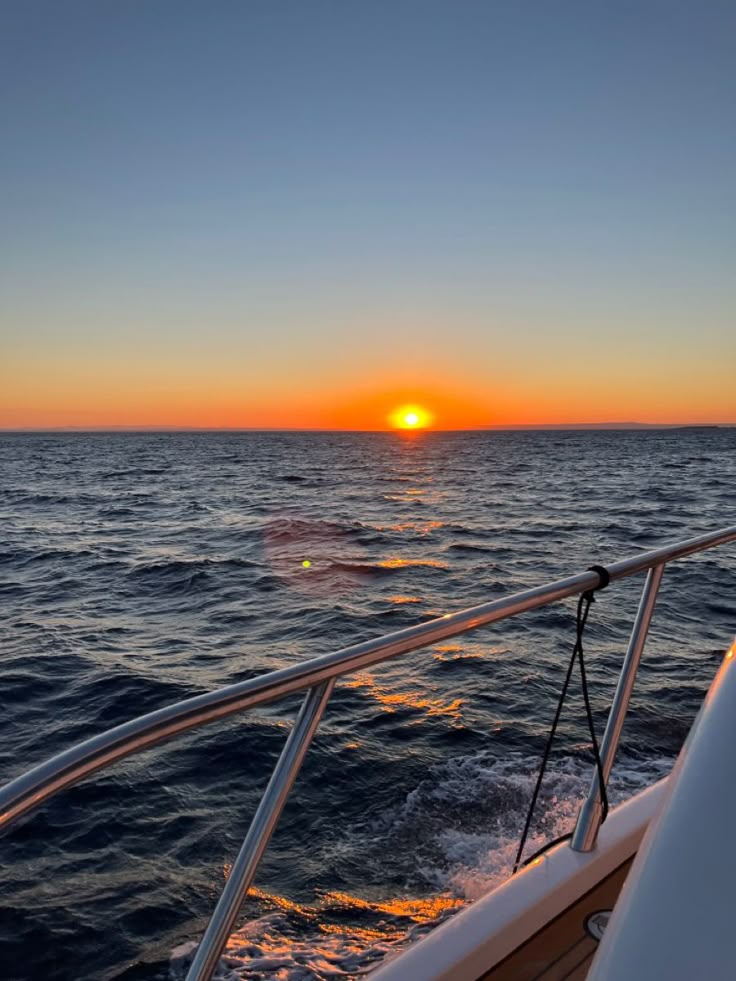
[{"x1": 1, "y1": 429, "x2": 734, "y2": 980}]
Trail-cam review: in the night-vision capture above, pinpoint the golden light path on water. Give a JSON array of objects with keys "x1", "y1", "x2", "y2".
[
  {"x1": 219, "y1": 883, "x2": 466, "y2": 966},
  {"x1": 345, "y1": 672, "x2": 464, "y2": 722}
]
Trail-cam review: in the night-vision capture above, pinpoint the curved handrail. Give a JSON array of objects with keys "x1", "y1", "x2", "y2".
[{"x1": 1, "y1": 525, "x2": 734, "y2": 832}]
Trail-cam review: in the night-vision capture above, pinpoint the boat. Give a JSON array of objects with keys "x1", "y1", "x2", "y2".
[{"x1": 1, "y1": 525, "x2": 734, "y2": 980}]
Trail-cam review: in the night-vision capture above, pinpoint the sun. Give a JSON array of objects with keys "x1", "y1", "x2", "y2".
[{"x1": 389, "y1": 404, "x2": 433, "y2": 430}]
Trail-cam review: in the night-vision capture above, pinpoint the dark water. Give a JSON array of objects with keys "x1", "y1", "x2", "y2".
[{"x1": 0, "y1": 429, "x2": 734, "y2": 981}]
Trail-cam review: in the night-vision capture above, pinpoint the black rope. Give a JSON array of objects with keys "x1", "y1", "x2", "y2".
[{"x1": 512, "y1": 568, "x2": 610, "y2": 873}]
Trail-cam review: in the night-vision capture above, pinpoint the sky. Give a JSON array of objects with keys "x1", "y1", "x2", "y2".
[{"x1": 1, "y1": 0, "x2": 734, "y2": 430}]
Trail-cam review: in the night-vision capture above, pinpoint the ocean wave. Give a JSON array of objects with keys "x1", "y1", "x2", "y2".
[
  {"x1": 263, "y1": 517, "x2": 361, "y2": 542},
  {"x1": 444, "y1": 542, "x2": 498, "y2": 555},
  {"x1": 99, "y1": 468, "x2": 170, "y2": 479},
  {"x1": 326, "y1": 558, "x2": 448, "y2": 577},
  {"x1": 169, "y1": 750, "x2": 672, "y2": 980},
  {"x1": 125, "y1": 557, "x2": 261, "y2": 596}
]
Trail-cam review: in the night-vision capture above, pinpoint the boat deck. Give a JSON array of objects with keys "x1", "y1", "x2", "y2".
[{"x1": 479, "y1": 859, "x2": 632, "y2": 981}]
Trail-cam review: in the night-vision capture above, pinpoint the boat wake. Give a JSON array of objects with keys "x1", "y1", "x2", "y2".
[{"x1": 168, "y1": 750, "x2": 671, "y2": 980}]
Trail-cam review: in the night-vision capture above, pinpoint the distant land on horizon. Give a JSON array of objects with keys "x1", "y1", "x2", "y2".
[{"x1": 2, "y1": 423, "x2": 733, "y2": 434}]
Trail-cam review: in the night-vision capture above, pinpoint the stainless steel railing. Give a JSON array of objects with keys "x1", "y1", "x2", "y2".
[{"x1": 1, "y1": 525, "x2": 735, "y2": 980}]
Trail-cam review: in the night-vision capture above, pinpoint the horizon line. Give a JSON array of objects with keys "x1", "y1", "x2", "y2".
[{"x1": 1, "y1": 422, "x2": 733, "y2": 434}]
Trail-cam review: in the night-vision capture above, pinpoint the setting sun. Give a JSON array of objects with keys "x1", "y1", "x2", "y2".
[{"x1": 389, "y1": 405, "x2": 433, "y2": 430}]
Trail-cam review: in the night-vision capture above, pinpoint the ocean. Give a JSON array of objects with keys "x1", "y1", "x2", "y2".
[{"x1": 0, "y1": 429, "x2": 734, "y2": 981}]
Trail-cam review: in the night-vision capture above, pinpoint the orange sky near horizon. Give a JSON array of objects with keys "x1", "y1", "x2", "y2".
[
  {"x1": 2, "y1": 355, "x2": 734, "y2": 430},
  {"x1": 2, "y1": 285, "x2": 734, "y2": 432}
]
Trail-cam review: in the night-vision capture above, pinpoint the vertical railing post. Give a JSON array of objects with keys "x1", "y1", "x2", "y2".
[
  {"x1": 186, "y1": 680, "x2": 335, "y2": 981},
  {"x1": 571, "y1": 563, "x2": 665, "y2": 852}
]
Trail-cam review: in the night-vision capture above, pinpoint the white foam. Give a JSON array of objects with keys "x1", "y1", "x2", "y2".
[{"x1": 170, "y1": 750, "x2": 672, "y2": 980}]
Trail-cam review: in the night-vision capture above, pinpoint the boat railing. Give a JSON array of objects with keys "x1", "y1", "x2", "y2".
[{"x1": 1, "y1": 525, "x2": 735, "y2": 981}]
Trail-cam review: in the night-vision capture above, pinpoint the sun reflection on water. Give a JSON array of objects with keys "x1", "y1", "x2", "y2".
[
  {"x1": 374, "y1": 520, "x2": 444, "y2": 534},
  {"x1": 378, "y1": 557, "x2": 447, "y2": 569},
  {"x1": 213, "y1": 884, "x2": 465, "y2": 973},
  {"x1": 232, "y1": 884, "x2": 463, "y2": 928},
  {"x1": 345, "y1": 672, "x2": 463, "y2": 720},
  {"x1": 320, "y1": 890, "x2": 463, "y2": 922}
]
